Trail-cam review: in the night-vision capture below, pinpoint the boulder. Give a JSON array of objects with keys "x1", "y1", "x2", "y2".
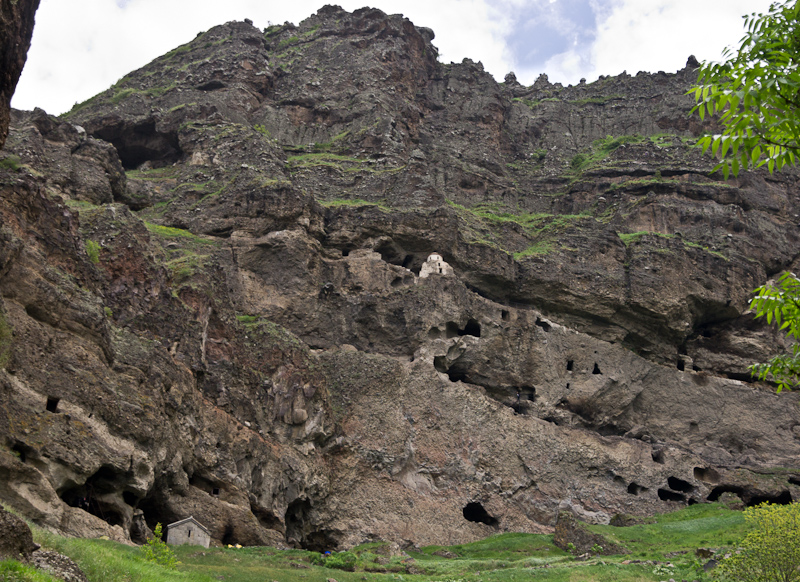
[
  {"x1": 553, "y1": 511, "x2": 626, "y2": 556},
  {"x1": 0, "y1": 505, "x2": 38, "y2": 561}
]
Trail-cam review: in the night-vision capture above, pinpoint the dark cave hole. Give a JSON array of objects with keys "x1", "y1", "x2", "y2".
[
  {"x1": 428, "y1": 327, "x2": 442, "y2": 339},
  {"x1": 445, "y1": 321, "x2": 460, "y2": 339},
  {"x1": 706, "y1": 486, "x2": 792, "y2": 506},
  {"x1": 189, "y1": 474, "x2": 221, "y2": 497},
  {"x1": 667, "y1": 476, "x2": 695, "y2": 493},
  {"x1": 592, "y1": 363, "x2": 602, "y2": 375},
  {"x1": 285, "y1": 498, "x2": 326, "y2": 549},
  {"x1": 677, "y1": 359, "x2": 685, "y2": 371},
  {"x1": 461, "y1": 319, "x2": 481, "y2": 338},
  {"x1": 92, "y1": 120, "x2": 182, "y2": 170},
  {"x1": 501, "y1": 310, "x2": 510, "y2": 321},
  {"x1": 747, "y1": 490, "x2": 793, "y2": 506},
  {"x1": 391, "y1": 277, "x2": 404, "y2": 288},
  {"x1": 688, "y1": 498, "x2": 699, "y2": 505},
  {"x1": 122, "y1": 491, "x2": 138, "y2": 507},
  {"x1": 402, "y1": 254, "x2": 414, "y2": 269},
  {"x1": 433, "y1": 356, "x2": 448, "y2": 375},
  {"x1": 706, "y1": 485, "x2": 742, "y2": 502},
  {"x1": 658, "y1": 489, "x2": 686, "y2": 502},
  {"x1": 566, "y1": 360, "x2": 574, "y2": 372},
  {"x1": 694, "y1": 467, "x2": 721, "y2": 484},
  {"x1": 462, "y1": 502, "x2": 498, "y2": 527},
  {"x1": 627, "y1": 482, "x2": 647, "y2": 496},
  {"x1": 207, "y1": 226, "x2": 233, "y2": 238},
  {"x1": 196, "y1": 79, "x2": 227, "y2": 91},
  {"x1": 651, "y1": 448, "x2": 665, "y2": 464},
  {"x1": 789, "y1": 475, "x2": 800, "y2": 486},
  {"x1": 60, "y1": 484, "x2": 125, "y2": 527},
  {"x1": 250, "y1": 503, "x2": 282, "y2": 530},
  {"x1": 46, "y1": 397, "x2": 60, "y2": 413},
  {"x1": 221, "y1": 523, "x2": 237, "y2": 546},
  {"x1": 138, "y1": 496, "x2": 178, "y2": 534},
  {"x1": 341, "y1": 249, "x2": 350, "y2": 257},
  {"x1": 212, "y1": 488, "x2": 220, "y2": 496},
  {"x1": 25, "y1": 304, "x2": 51, "y2": 324},
  {"x1": 11, "y1": 442, "x2": 32, "y2": 463},
  {"x1": 535, "y1": 317, "x2": 551, "y2": 332},
  {"x1": 443, "y1": 360, "x2": 469, "y2": 383},
  {"x1": 565, "y1": 383, "x2": 570, "y2": 390}
]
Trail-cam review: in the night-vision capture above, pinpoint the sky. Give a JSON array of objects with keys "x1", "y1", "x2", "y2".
[{"x1": 12, "y1": 0, "x2": 773, "y2": 116}]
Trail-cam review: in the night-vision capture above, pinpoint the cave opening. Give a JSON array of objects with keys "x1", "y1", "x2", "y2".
[
  {"x1": 60, "y1": 481, "x2": 125, "y2": 527},
  {"x1": 221, "y1": 523, "x2": 237, "y2": 546},
  {"x1": 501, "y1": 310, "x2": 510, "y2": 321},
  {"x1": 592, "y1": 363, "x2": 602, "y2": 375},
  {"x1": 46, "y1": 397, "x2": 60, "y2": 413},
  {"x1": 627, "y1": 482, "x2": 647, "y2": 496},
  {"x1": 651, "y1": 448, "x2": 666, "y2": 464},
  {"x1": 566, "y1": 360, "x2": 574, "y2": 372},
  {"x1": 461, "y1": 319, "x2": 481, "y2": 338},
  {"x1": 92, "y1": 119, "x2": 183, "y2": 170},
  {"x1": 285, "y1": 498, "x2": 311, "y2": 548},
  {"x1": 657, "y1": 489, "x2": 686, "y2": 502},
  {"x1": 693, "y1": 467, "x2": 721, "y2": 484},
  {"x1": 667, "y1": 476, "x2": 695, "y2": 493},
  {"x1": 677, "y1": 359, "x2": 685, "y2": 371},
  {"x1": 704, "y1": 485, "x2": 791, "y2": 506},
  {"x1": 535, "y1": 317, "x2": 551, "y2": 332},
  {"x1": 789, "y1": 475, "x2": 800, "y2": 486},
  {"x1": 746, "y1": 490, "x2": 793, "y2": 506},
  {"x1": 462, "y1": 502, "x2": 498, "y2": 526}
]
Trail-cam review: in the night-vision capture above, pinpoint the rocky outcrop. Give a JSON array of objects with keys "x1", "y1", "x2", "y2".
[
  {"x1": 0, "y1": 505, "x2": 38, "y2": 561},
  {"x1": 553, "y1": 510, "x2": 626, "y2": 555},
  {"x1": 0, "y1": 6, "x2": 799, "y2": 551},
  {"x1": 0, "y1": 0, "x2": 40, "y2": 149}
]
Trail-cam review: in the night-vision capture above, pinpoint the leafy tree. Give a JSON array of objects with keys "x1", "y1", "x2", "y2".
[
  {"x1": 749, "y1": 272, "x2": 800, "y2": 392},
  {"x1": 140, "y1": 523, "x2": 179, "y2": 569},
  {"x1": 715, "y1": 502, "x2": 800, "y2": 582},
  {"x1": 690, "y1": 0, "x2": 800, "y2": 178}
]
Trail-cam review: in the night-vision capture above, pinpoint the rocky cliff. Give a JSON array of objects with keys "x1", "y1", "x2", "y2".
[{"x1": 0, "y1": 5, "x2": 799, "y2": 551}]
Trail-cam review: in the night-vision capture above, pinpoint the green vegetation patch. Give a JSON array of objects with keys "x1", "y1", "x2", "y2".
[
  {"x1": 0, "y1": 154, "x2": 22, "y2": 172},
  {"x1": 15, "y1": 503, "x2": 768, "y2": 582},
  {"x1": 85, "y1": 239, "x2": 102, "y2": 264},
  {"x1": 144, "y1": 222, "x2": 218, "y2": 245},
  {"x1": 571, "y1": 134, "x2": 647, "y2": 173}
]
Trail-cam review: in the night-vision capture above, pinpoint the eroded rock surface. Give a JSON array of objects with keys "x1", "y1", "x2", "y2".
[
  {"x1": 0, "y1": 6, "x2": 799, "y2": 550},
  {"x1": 0, "y1": 0, "x2": 39, "y2": 149}
]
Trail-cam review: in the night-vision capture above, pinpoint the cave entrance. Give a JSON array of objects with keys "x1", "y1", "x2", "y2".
[
  {"x1": 462, "y1": 502, "x2": 498, "y2": 527},
  {"x1": 59, "y1": 465, "x2": 129, "y2": 527}
]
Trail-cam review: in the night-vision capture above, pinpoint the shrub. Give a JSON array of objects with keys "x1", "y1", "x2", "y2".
[
  {"x1": 714, "y1": 502, "x2": 800, "y2": 582},
  {"x1": 313, "y1": 551, "x2": 357, "y2": 571},
  {"x1": 140, "y1": 523, "x2": 179, "y2": 569},
  {"x1": 0, "y1": 155, "x2": 21, "y2": 172},
  {"x1": 85, "y1": 240, "x2": 101, "y2": 264}
]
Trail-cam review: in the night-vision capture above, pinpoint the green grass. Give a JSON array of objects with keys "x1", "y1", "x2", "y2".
[
  {"x1": 11, "y1": 503, "x2": 758, "y2": 582},
  {"x1": 0, "y1": 559, "x2": 61, "y2": 581},
  {"x1": 143, "y1": 222, "x2": 217, "y2": 245}
]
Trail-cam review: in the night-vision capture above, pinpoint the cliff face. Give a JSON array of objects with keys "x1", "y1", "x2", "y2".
[
  {"x1": 1, "y1": 6, "x2": 799, "y2": 550},
  {"x1": 0, "y1": 0, "x2": 40, "y2": 148}
]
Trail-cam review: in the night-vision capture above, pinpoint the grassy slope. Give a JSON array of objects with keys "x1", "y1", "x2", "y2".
[{"x1": 22, "y1": 503, "x2": 751, "y2": 582}]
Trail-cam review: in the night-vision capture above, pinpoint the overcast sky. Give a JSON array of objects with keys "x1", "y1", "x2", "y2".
[{"x1": 12, "y1": 0, "x2": 772, "y2": 116}]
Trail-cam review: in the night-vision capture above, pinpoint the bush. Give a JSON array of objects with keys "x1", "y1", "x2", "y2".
[
  {"x1": 313, "y1": 551, "x2": 357, "y2": 571},
  {"x1": 85, "y1": 240, "x2": 101, "y2": 264},
  {"x1": 715, "y1": 502, "x2": 800, "y2": 582},
  {"x1": 140, "y1": 523, "x2": 179, "y2": 569}
]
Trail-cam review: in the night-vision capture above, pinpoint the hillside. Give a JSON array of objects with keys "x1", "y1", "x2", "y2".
[{"x1": 0, "y1": 5, "x2": 799, "y2": 551}]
